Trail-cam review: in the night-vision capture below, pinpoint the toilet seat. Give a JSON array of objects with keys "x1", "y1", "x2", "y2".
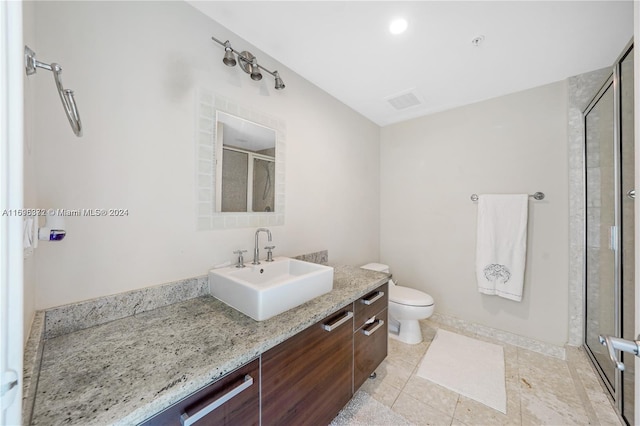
[{"x1": 390, "y1": 286, "x2": 434, "y2": 307}]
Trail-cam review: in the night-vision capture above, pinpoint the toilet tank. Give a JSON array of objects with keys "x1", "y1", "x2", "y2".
[{"x1": 360, "y1": 263, "x2": 390, "y2": 273}]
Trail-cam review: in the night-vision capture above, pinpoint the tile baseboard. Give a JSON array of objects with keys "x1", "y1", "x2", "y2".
[{"x1": 430, "y1": 312, "x2": 566, "y2": 359}]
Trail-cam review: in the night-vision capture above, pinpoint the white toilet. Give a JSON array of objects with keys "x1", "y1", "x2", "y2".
[{"x1": 361, "y1": 263, "x2": 434, "y2": 344}]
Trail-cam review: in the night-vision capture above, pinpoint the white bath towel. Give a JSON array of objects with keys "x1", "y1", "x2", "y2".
[{"x1": 476, "y1": 194, "x2": 528, "y2": 302}]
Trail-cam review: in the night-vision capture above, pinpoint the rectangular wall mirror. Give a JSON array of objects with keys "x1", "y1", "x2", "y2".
[{"x1": 216, "y1": 112, "x2": 276, "y2": 213}]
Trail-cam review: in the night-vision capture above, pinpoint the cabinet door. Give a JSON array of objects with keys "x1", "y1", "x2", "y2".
[
  {"x1": 354, "y1": 308, "x2": 388, "y2": 391},
  {"x1": 141, "y1": 358, "x2": 259, "y2": 426},
  {"x1": 261, "y1": 306, "x2": 354, "y2": 426}
]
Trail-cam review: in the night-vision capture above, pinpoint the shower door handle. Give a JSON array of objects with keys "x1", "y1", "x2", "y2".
[
  {"x1": 599, "y1": 335, "x2": 640, "y2": 371},
  {"x1": 609, "y1": 226, "x2": 618, "y2": 251}
]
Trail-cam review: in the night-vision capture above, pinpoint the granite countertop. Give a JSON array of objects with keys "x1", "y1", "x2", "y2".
[{"x1": 30, "y1": 265, "x2": 388, "y2": 426}]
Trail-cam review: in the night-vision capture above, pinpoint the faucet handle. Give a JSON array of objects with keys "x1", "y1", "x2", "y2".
[
  {"x1": 233, "y1": 250, "x2": 247, "y2": 268},
  {"x1": 264, "y1": 245, "x2": 275, "y2": 262}
]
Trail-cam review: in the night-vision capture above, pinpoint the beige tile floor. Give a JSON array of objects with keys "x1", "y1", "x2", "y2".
[{"x1": 353, "y1": 318, "x2": 624, "y2": 426}]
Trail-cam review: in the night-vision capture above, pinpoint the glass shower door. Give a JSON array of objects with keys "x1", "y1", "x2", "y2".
[
  {"x1": 584, "y1": 43, "x2": 634, "y2": 425},
  {"x1": 584, "y1": 77, "x2": 617, "y2": 393}
]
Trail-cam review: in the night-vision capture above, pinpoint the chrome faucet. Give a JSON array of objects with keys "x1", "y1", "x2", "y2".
[{"x1": 253, "y1": 228, "x2": 272, "y2": 265}]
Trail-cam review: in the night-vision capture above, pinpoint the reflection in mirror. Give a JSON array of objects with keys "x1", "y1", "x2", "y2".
[{"x1": 216, "y1": 112, "x2": 276, "y2": 213}]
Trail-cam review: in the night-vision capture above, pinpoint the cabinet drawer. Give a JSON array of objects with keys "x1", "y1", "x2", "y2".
[
  {"x1": 354, "y1": 308, "x2": 388, "y2": 391},
  {"x1": 141, "y1": 358, "x2": 259, "y2": 426},
  {"x1": 354, "y1": 282, "x2": 388, "y2": 328},
  {"x1": 261, "y1": 305, "x2": 354, "y2": 425}
]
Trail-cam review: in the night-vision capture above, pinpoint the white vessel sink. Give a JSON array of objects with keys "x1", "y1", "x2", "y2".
[{"x1": 209, "y1": 257, "x2": 334, "y2": 321}]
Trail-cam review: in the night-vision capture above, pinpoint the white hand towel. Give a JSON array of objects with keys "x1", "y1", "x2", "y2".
[
  {"x1": 476, "y1": 194, "x2": 528, "y2": 302},
  {"x1": 23, "y1": 217, "x2": 40, "y2": 258}
]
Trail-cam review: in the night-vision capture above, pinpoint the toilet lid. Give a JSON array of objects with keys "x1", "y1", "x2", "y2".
[{"x1": 390, "y1": 286, "x2": 434, "y2": 307}]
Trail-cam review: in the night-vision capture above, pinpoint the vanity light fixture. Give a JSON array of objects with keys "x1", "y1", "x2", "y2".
[
  {"x1": 222, "y1": 41, "x2": 237, "y2": 66},
  {"x1": 211, "y1": 36, "x2": 285, "y2": 90}
]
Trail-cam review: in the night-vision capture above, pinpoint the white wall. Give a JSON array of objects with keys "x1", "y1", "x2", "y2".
[
  {"x1": 380, "y1": 81, "x2": 569, "y2": 346},
  {"x1": 27, "y1": 1, "x2": 573, "y2": 349},
  {"x1": 30, "y1": 1, "x2": 380, "y2": 309}
]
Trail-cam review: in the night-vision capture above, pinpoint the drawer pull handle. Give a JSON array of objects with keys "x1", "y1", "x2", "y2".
[
  {"x1": 322, "y1": 311, "x2": 354, "y2": 332},
  {"x1": 180, "y1": 374, "x2": 254, "y2": 426},
  {"x1": 361, "y1": 291, "x2": 384, "y2": 305},
  {"x1": 363, "y1": 319, "x2": 385, "y2": 336}
]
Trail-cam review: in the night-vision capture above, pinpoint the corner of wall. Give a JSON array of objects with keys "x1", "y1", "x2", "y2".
[{"x1": 22, "y1": 0, "x2": 38, "y2": 346}]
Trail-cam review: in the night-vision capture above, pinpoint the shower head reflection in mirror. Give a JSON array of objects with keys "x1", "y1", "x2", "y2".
[
  {"x1": 216, "y1": 111, "x2": 276, "y2": 213},
  {"x1": 195, "y1": 90, "x2": 286, "y2": 230}
]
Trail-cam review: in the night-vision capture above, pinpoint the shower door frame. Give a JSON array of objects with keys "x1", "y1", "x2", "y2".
[{"x1": 583, "y1": 40, "x2": 634, "y2": 423}]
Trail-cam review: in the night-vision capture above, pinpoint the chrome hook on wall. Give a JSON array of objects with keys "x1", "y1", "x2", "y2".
[{"x1": 24, "y1": 46, "x2": 82, "y2": 137}]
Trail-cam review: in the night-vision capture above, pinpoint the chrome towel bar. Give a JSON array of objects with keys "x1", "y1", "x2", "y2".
[{"x1": 470, "y1": 192, "x2": 545, "y2": 202}]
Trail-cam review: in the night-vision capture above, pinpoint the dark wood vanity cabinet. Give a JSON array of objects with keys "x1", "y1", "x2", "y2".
[
  {"x1": 140, "y1": 358, "x2": 259, "y2": 426},
  {"x1": 354, "y1": 283, "x2": 388, "y2": 391},
  {"x1": 261, "y1": 305, "x2": 354, "y2": 426},
  {"x1": 140, "y1": 281, "x2": 389, "y2": 426}
]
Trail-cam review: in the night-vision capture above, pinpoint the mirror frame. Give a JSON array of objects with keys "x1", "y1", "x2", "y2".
[{"x1": 196, "y1": 89, "x2": 286, "y2": 230}]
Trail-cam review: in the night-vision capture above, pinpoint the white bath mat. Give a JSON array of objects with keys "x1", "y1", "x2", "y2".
[{"x1": 416, "y1": 329, "x2": 506, "y2": 413}]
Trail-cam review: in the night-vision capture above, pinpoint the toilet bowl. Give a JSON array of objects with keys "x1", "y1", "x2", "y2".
[{"x1": 361, "y1": 263, "x2": 435, "y2": 344}]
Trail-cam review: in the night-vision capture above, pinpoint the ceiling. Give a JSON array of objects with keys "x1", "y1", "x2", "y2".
[{"x1": 189, "y1": 1, "x2": 634, "y2": 127}]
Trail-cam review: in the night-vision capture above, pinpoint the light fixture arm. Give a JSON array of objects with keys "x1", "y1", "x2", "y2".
[
  {"x1": 256, "y1": 65, "x2": 277, "y2": 78},
  {"x1": 211, "y1": 36, "x2": 285, "y2": 90}
]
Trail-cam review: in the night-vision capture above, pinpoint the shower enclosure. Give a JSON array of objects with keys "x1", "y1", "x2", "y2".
[
  {"x1": 584, "y1": 41, "x2": 634, "y2": 425},
  {"x1": 220, "y1": 147, "x2": 275, "y2": 213}
]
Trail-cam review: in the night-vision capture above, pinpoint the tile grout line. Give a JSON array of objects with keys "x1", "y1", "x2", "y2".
[{"x1": 516, "y1": 346, "x2": 523, "y2": 426}]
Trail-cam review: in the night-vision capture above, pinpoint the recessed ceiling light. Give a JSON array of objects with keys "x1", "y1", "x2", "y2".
[
  {"x1": 389, "y1": 18, "x2": 408, "y2": 35},
  {"x1": 471, "y1": 35, "x2": 485, "y2": 47}
]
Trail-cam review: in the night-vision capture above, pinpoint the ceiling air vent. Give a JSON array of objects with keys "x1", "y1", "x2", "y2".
[{"x1": 385, "y1": 90, "x2": 422, "y2": 110}]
